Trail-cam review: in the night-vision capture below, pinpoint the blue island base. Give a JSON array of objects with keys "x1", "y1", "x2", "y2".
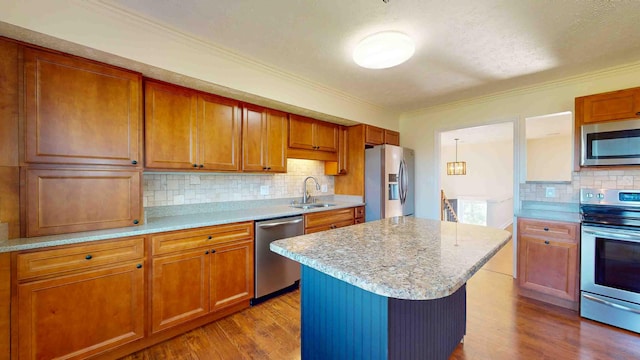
[{"x1": 301, "y1": 265, "x2": 466, "y2": 360}]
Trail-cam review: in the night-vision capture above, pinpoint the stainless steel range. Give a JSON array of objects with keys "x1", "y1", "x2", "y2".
[{"x1": 580, "y1": 188, "x2": 640, "y2": 333}]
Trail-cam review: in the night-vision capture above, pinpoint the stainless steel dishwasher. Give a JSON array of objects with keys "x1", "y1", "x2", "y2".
[{"x1": 253, "y1": 215, "x2": 303, "y2": 304}]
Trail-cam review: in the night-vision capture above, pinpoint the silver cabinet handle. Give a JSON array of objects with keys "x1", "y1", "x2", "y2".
[
  {"x1": 583, "y1": 294, "x2": 640, "y2": 315},
  {"x1": 258, "y1": 219, "x2": 303, "y2": 228}
]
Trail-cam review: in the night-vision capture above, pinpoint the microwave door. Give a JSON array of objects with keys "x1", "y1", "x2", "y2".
[{"x1": 582, "y1": 120, "x2": 640, "y2": 166}]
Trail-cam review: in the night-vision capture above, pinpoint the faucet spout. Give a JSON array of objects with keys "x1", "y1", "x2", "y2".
[{"x1": 302, "y1": 176, "x2": 321, "y2": 204}]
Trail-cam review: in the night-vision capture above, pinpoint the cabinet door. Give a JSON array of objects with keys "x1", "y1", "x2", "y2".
[
  {"x1": 289, "y1": 115, "x2": 316, "y2": 150},
  {"x1": 518, "y1": 235, "x2": 578, "y2": 301},
  {"x1": 25, "y1": 169, "x2": 141, "y2": 237},
  {"x1": 198, "y1": 94, "x2": 241, "y2": 171},
  {"x1": 210, "y1": 240, "x2": 254, "y2": 312},
  {"x1": 313, "y1": 121, "x2": 339, "y2": 152},
  {"x1": 384, "y1": 130, "x2": 400, "y2": 146},
  {"x1": 151, "y1": 249, "x2": 210, "y2": 333},
  {"x1": 145, "y1": 80, "x2": 197, "y2": 169},
  {"x1": 24, "y1": 48, "x2": 141, "y2": 166},
  {"x1": 242, "y1": 105, "x2": 266, "y2": 172},
  {"x1": 365, "y1": 126, "x2": 384, "y2": 145},
  {"x1": 17, "y1": 263, "x2": 144, "y2": 360},
  {"x1": 580, "y1": 87, "x2": 640, "y2": 124},
  {"x1": 264, "y1": 109, "x2": 288, "y2": 172}
]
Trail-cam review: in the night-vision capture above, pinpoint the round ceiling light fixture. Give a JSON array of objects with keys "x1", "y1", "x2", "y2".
[{"x1": 353, "y1": 31, "x2": 415, "y2": 69}]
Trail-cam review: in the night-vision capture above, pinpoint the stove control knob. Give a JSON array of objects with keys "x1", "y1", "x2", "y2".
[
  {"x1": 597, "y1": 193, "x2": 604, "y2": 199},
  {"x1": 586, "y1": 193, "x2": 593, "y2": 198}
]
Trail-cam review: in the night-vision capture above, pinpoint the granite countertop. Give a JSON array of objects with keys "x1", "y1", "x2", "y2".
[
  {"x1": 0, "y1": 200, "x2": 364, "y2": 253},
  {"x1": 270, "y1": 217, "x2": 512, "y2": 301},
  {"x1": 516, "y1": 200, "x2": 581, "y2": 223}
]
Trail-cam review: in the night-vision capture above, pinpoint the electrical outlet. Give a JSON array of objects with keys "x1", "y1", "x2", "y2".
[
  {"x1": 545, "y1": 187, "x2": 556, "y2": 198},
  {"x1": 260, "y1": 185, "x2": 269, "y2": 195},
  {"x1": 321, "y1": 184, "x2": 328, "y2": 193}
]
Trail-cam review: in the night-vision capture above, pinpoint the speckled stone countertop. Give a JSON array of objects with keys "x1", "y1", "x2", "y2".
[
  {"x1": 0, "y1": 200, "x2": 363, "y2": 253},
  {"x1": 271, "y1": 217, "x2": 512, "y2": 300},
  {"x1": 516, "y1": 200, "x2": 581, "y2": 223}
]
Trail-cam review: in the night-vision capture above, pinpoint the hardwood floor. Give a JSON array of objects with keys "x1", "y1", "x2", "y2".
[{"x1": 121, "y1": 263, "x2": 640, "y2": 359}]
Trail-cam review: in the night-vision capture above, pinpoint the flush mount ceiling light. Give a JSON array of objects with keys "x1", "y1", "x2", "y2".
[{"x1": 353, "y1": 31, "x2": 415, "y2": 69}]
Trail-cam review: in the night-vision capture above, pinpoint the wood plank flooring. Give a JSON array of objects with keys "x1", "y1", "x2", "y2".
[{"x1": 121, "y1": 264, "x2": 640, "y2": 359}]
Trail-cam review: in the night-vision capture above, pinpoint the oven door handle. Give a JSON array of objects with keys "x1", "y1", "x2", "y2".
[
  {"x1": 583, "y1": 294, "x2": 640, "y2": 315},
  {"x1": 583, "y1": 228, "x2": 640, "y2": 242}
]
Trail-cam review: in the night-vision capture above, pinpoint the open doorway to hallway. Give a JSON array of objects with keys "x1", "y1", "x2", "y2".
[{"x1": 440, "y1": 122, "x2": 514, "y2": 276}]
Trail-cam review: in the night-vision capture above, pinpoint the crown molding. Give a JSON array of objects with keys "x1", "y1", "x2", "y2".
[{"x1": 80, "y1": 0, "x2": 385, "y2": 112}]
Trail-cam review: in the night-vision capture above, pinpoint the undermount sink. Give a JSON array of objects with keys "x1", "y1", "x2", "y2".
[{"x1": 290, "y1": 203, "x2": 336, "y2": 209}]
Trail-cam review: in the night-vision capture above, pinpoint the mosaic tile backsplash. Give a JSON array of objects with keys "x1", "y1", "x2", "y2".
[
  {"x1": 519, "y1": 169, "x2": 640, "y2": 203},
  {"x1": 144, "y1": 159, "x2": 335, "y2": 207}
]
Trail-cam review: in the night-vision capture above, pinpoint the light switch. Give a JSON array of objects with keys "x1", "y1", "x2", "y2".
[
  {"x1": 545, "y1": 187, "x2": 556, "y2": 198},
  {"x1": 260, "y1": 185, "x2": 269, "y2": 195}
]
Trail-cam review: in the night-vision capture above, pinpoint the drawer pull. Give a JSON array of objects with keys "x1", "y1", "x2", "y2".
[
  {"x1": 131, "y1": 160, "x2": 138, "y2": 165},
  {"x1": 85, "y1": 254, "x2": 92, "y2": 260},
  {"x1": 544, "y1": 240, "x2": 550, "y2": 245},
  {"x1": 543, "y1": 227, "x2": 549, "y2": 231},
  {"x1": 211, "y1": 249, "x2": 216, "y2": 254},
  {"x1": 208, "y1": 236, "x2": 213, "y2": 240},
  {"x1": 199, "y1": 164, "x2": 204, "y2": 168},
  {"x1": 133, "y1": 219, "x2": 139, "y2": 225},
  {"x1": 193, "y1": 164, "x2": 198, "y2": 168},
  {"x1": 205, "y1": 250, "x2": 209, "y2": 255},
  {"x1": 136, "y1": 264, "x2": 142, "y2": 269}
]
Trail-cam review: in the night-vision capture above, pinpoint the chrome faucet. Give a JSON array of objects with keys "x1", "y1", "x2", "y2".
[{"x1": 302, "y1": 176, "x2": 321, "y2": 204}]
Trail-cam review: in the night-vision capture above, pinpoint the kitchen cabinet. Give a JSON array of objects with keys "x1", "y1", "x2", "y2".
[
  {"x1": 288, "y1": 114, "x2": 339, "y2": 161},
  {"x1": 575, "y1": 86, "x2": 640, "y2": 124},
  {"x1": 334, "y1": 125, "x2": 366, "y2": 197},
  {"x1": 23, "y1": 47, "x2": 142, "y2": 167},
  {"x1": 145, "y1": 80, "x2": 242, "y2": 171},
  {"x1": 354, "y1": 206, "x2": 365, "y2": 224},
  {"x1": 150, "y1": 222, "x2": 254, "y2": 333},
  {"x1": 14, "y1": 237, "x2": 145, "y2": 360},
  {"x1": 304, "y1": 207, "x2": 355, "y2": 234},
  {"x1": 517, "y1": 217, "x2": 579, "y2": 310},
  {"x1": 242, "y1": 104, "x2": 288, "y2": 172},
  {"x1": 325, "y1": 126, "x2": 349, "y2": 175},
  {"x1": 384, "y1": 130, "x2": 400, "y2": 146},
  {"x1": 24, "y1": 168, "x2": 142, "y2": 237}
]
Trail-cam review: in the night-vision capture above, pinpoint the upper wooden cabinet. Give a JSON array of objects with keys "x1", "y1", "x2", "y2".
[
  {"x1": 289, "y1": 114, "x2": 338, "y2": 152},
  {"x1": 517, "y1": 217, "x2": 579, "y2": 310},
  {"x1": 576, "y1": 87, "x2": 640, "y2": 124},
  {"x1": 24, "y1": 168, "x2": 142, "y2": 237},
  {"x1": 145, "y1": 80, "x2": 241, "y2": 171},
  {"x1": 365, "y1": 125, "x2": 400, "y2": 146},
  {"x1": 242, "y1": 104, "x2": 288, "y2": 173},
  {"x1": 365, "y1": 126, "x2": 385, "y2": 145},
  {"x1": 23, "y1": 47, "x2": 142, "y2": 167},
  {"x1": 325, "y1": 126, "x2": 348, "y2": 175}
]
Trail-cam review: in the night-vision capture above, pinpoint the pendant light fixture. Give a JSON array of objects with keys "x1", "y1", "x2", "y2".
[{"x1": 447, "y1": 138, "x2": 467, "y2": 175}]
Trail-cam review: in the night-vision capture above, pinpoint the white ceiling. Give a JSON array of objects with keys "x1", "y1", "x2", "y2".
[
  {"x1": 107, "y1": 0, "x2": 640, "y2": 112},
  {"x1": 441, "y1": 122, "x2": 513, "y2": 146}
]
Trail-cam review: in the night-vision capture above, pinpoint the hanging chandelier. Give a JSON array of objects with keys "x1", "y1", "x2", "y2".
[{"x1": 446, "y1": 138, "x2": 466, "y2": 175}]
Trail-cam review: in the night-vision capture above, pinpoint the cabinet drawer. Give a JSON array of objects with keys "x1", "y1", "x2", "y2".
[
  {"x1": 16, "y1": 237, "x2": 144, "y2": 281},
  {"x1": 152, "y1": 222, "x2": 253, "y2": 256},
  {"x1": 305, "y1": 220, "x2": 355, "y2": 234},
  {"x1": 354, "y1": 217, "x2": 364, "y2": 224},
  {"x1": 355, "y1": 206, "x2": 365, "y2": 219},
  {"x1": 518, "y1": 218, "x2": 578, "y2": 242},
  {"x1": 305, "y1": 208, "x2": 354, "y2": 229}
]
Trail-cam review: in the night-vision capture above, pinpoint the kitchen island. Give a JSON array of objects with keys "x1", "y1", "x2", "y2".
[{"x1": 271, "y1": 216, "x2": 512, "y2": 360}]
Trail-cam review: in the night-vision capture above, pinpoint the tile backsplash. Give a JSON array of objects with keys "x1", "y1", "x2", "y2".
[
  {"x1": 144, "y1": 159, "x2": 335, "y2": 207},
  {"x1": 519, "y1": 169, "x2": 640, "y2": 203}
]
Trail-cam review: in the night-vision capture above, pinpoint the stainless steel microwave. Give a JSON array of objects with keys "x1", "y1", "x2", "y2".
[{"x1": 581, "y1": 118, "x2": 640, "y2": 166}]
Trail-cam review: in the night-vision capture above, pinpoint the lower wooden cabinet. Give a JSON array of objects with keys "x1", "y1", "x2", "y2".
[
  {"x1": 304, "y1": 207, "x2": 355, "y2": 234},
  {"x1": 354, "y1": 206, "x2": 365, "y2": 224},
  {"x1": 14, "y1": 237, "x2": 145, "y2": 360},
  {"x1": 150, "y1": 222, "x2": 254, "y2": 333},
  {"x1": 517, "y1": 217, "x2": 579, "y2": 310}
]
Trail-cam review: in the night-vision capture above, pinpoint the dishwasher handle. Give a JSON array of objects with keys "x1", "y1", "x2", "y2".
[{"x1": 258, "y1": 218, "x2": 303, "y2": 229}]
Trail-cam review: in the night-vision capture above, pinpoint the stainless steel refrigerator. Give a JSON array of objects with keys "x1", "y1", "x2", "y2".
[{"x1": 365, "y1": 145, "x2": 415, "y2": 221}]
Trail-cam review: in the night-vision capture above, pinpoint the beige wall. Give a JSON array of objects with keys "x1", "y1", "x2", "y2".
[
  {"x1": 401, "y1": 62, "x2": 640, "y2": 219},
  {"x1": 526, "y1": 135, "x2": 572, "y2": 182},
  {"x1": 440, "y1": 140, "x2": 513, "y2": 200},
  {"x1": 0, "y1": 0, "x2": 398, "y2": 129}
]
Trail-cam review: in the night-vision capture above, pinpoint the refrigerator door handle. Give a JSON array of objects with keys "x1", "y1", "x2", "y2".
[
  {"x1": 401, "y1": 159, "x2": 409, "y2": 204},
  {"x1": 398, "y1": 160, "x2": 406, "y2": 205}
]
